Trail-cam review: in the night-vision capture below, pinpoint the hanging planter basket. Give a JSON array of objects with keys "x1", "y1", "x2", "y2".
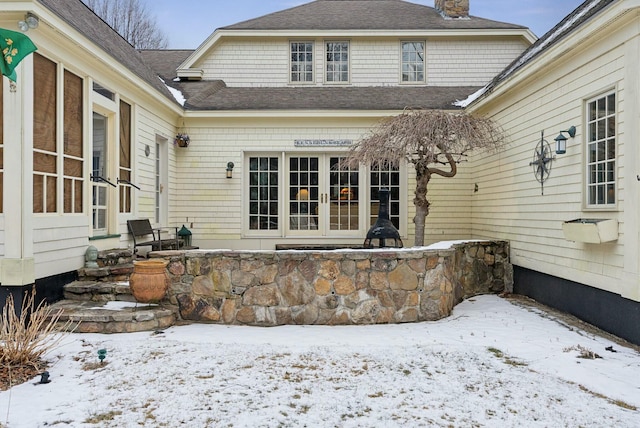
[{"x1": 174, "y1": 133, "x2": 190, "y2": 148}]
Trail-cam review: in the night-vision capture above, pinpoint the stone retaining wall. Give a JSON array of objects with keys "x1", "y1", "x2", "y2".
[{"x1": 156, "y1": 241, "x2": 511, "y2": 326}]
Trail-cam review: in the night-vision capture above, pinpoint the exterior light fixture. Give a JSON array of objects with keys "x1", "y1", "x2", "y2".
[
  {"x1": 18, "y1": 12, "x2": 39, "y2": 32},
  {"x1": 226, "y1": 162, "x2": 234, "y2": 179},
  {"x1": 554, "y1": 126, "x2": 576, "y2": 155},
  {"x1": 177, "y1": 224, "x2": 192, "y2": 247},
  {"x1": 98, "y1": 348, "x2": 107, "y2": 364}
]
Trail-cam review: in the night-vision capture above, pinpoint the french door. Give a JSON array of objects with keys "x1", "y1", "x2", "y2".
[{"x1": 287, "y1": 155, "x2": 361, "y2": 236}]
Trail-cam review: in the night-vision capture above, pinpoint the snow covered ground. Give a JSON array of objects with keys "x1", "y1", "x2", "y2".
[{"x1": 1, "y1": 295, "x2": 638, "y2": 427}]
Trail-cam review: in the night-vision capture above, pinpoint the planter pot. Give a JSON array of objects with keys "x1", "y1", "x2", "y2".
[
  {"x1": 562, "y1": 218, "x2": 618, "y2": 244},
  {"x1": 129, "y1": 260, "x2": 170, "y2": 303},
  {"x1": 176, "y1": 138, "x2": 189, "y2": 147}
]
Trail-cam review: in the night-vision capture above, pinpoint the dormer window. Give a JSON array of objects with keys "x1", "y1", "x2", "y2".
[
  {"x1": 291, "y1": 42, "x2": 314, "y2": 83},
  {"x1": 326, "y1": 41, "x2": 349, "y2": 83}
]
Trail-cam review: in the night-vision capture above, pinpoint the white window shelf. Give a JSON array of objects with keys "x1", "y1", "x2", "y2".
[{"x1": 562, "y1": 218, "x2": 618, "y2": 244}]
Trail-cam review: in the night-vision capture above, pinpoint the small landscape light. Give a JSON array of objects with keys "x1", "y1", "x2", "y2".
[{"x1": 98, "y1": 348, "x2": 107, "y2": 363}]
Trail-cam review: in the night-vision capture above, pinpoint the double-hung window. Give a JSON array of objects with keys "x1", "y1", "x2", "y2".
[
  {"x1": 401, "y1": 42, "x2": 425, "y2": 83},
  {"x1": 326, "y1": 41, "x2": 349, "y2": 83},
  {"x1": 586, "y1": 92, "x2": 616, "y2": 207},
  {"x1": 291, "y1": 42, "x2": 314, "y2": 83}
]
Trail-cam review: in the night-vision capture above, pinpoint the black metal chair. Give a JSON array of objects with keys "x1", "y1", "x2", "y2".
[{"x1": 126, "y1": 219, "x2": 180, "y2": 254}]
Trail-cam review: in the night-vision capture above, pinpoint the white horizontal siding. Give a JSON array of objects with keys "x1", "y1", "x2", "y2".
[
  {"x1": 470, "y1": 23, "x2": 637, "y2": 297},
  {"x1": 170, "y1": 117, "x2": 381, "y2": 244},
  {"x1": 198, "y1": 36, "x2": 529, "y2": 88},
  {"x1": 201, "y1": 39, "x2": 290, "y2": 86},
  {"x1": 33, "y1": 216, "x2": 90, "y2": 278},
  {"x1": 418, "y1": 170, "x2": 473, "y2": 245},
  {"x1": 428, "y1": 38, "x2": 529, "y2": 86},
  {"x1": 0, "y1": 216, "x2": 4, "y2": 257}
]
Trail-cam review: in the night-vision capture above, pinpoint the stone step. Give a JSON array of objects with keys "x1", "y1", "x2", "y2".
[
  {"x1": 78, "y1": 263, "x2": 135, "y2": 283},
  {"x1": 49, "y1": 300, "x2": 177, "y2": 334},
  {"x1": 63, "y1": 280, "x2": 135, "y2": 302}
]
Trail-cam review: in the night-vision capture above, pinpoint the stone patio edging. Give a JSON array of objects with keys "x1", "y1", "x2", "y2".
[{"x1": 152, "y1": 241, "x2": 511, "y2": 326}]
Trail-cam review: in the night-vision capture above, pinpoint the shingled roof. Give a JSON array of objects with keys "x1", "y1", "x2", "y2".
[
  {"x1": 223, "y1": 0, "x2": 527, "y2": 31},
  {"x1": 36, "y1": 0, "x2": 177, "y2": 104},
  {"x1": 33, "y1": 0, "x2": 523, "y2": 113},
  {"x1": 139, "y1": 49, "x2": 193, "y2": 82},
  {"x1": 173, "y1": 82, "x2": 481, "y2": 111}
]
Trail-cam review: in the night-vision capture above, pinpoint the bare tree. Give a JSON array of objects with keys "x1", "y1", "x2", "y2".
[
  {"x1": 345, "y1": 109, "x2": 506, "y2": 246},
  {"x1": 83, "y1": 0, "x2": 168, "y2": 49}
]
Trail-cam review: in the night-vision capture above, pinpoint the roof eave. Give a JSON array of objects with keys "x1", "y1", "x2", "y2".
[{"x1": 184, "y1": 108, "x2": 462, "y2": 120}]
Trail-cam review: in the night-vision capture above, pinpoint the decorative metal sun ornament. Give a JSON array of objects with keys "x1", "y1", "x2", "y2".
[{"x1": 529, "y1": 131, "x2": 554, "y2": 195}]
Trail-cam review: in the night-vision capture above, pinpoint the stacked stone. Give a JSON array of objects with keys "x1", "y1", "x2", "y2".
[
  {"x1": 455, "y1": 241, "x2": 512, "y2": 297},
  {"x1": 77, "y1": 249, "x2": 135, "y2": 283},
  {"x1": 162, "y1": 241, "x2": 511, "y2": 327},
  {"x1": 434, "y1": 0, "x2": 469, "y2": 18}
]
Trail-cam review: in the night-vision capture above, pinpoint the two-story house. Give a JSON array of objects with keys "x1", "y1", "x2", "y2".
[
  {"x1": 1, "y1": 1, "x2": 534, "y2": 309},
  {"x1": 144, "y1": 0, "x2": 534, "y2": 250}
]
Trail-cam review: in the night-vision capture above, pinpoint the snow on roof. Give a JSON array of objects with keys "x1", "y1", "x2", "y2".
[{"x1": 160, "y1": 77, "x2": 186, "y2": 106}]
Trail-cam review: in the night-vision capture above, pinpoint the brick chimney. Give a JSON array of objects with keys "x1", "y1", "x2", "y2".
[{"x1": 435, "y1": 0, "x2": 469, "y2": 18}]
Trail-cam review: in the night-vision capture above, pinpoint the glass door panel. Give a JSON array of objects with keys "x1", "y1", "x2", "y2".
[
  {"x1": 92, "y1": 112, "x2": 108, "y2": 234},
  {"x1": 329, "y1": 157, "x2": 359, "y2": 231},
  {"x1": 286, "y1": 154, "x2": 361, "y2": 236},
  {"x1": 289, "y1": 156, "x2": 319, "y2": 231},
  {"x1": 249, "y1": 156, "x2": 280, "y2": 231}
]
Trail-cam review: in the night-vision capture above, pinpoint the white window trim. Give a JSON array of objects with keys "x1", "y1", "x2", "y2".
[
  {"x1": 324, "y1": 40, "x2": 351, "y2": 85},
  {"x1": 399, "y1": 40, "x2": 426, "y2": 85},
  {"x1": 289, "y1": 40, "x2": 315, "y2": 85},
  {"x1": 243, "y1": 152, "x2": 284, "y2": 238},
  {"x1": 242, "y1": 152, "x2": 408, "y2": 239},
  {"x1": 584, "y1": 89, "x2": 617, "y2": 210}
]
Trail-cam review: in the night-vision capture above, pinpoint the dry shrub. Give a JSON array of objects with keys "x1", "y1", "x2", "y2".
[{"x1": 0, "y1": 290, "x2": 71, "y2": 370}]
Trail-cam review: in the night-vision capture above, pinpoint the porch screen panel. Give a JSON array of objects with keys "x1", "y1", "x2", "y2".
[
  {"x1": 0, "y1": 77, "x2": 3, "y2": 213},
  {"x1": 249, "y1": 157, "x2": 279, "y2": 230},
  {"x1": 119, "y1": 100, "x2": 132, "y2": 213},
  {"x1": 33, "y1": 54, "x2": 58, "y2": 213},
  {"x1": 64, "y1": 70, "x2": 84, "y2": 213}
]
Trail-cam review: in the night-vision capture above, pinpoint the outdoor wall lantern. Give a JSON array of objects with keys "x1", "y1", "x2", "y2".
[
  {"x1": 18, "y1": 12, "x2": 39, "y2": 32},
  {"x1": 226, "y1": 162, "x2": 234, "y2": 179},
  {"x1": 554, "y1": 126, "x2": 576, "y2": 155},
  {"x1": 178, "y1": 224, "x2": 192, "y2": 247}
]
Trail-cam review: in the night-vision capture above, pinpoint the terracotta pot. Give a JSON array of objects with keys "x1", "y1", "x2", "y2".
[{"x1": 129, "y1": 260, "x2": 170, "y2": 303}]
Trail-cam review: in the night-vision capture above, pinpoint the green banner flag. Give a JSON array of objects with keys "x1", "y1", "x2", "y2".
[{"x1": 1, "y1": 28, "x2": 37, "y2": 82}]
